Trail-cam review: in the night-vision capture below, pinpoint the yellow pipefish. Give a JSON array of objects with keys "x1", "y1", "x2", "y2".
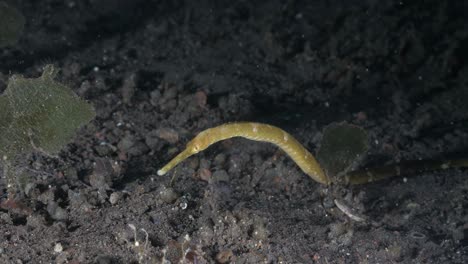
[{"x1": 157, "y1": 122, "x2": 329, "y2": 185}]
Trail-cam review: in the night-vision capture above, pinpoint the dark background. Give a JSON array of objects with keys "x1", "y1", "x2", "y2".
[{"x1": 0, "y1": 0, "x2": 467, "y2": 263}]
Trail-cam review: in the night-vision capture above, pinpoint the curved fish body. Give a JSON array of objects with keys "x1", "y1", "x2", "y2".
[{"x1": 157, "y1": 122, "x2": 329, "y2": 185}]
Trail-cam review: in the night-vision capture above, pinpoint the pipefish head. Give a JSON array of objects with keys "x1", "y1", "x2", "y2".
[
  {"x1": 186, "y1": 130, "x2": 210, "y2": 154},
  {"x1": 157, "y1": 130, "x2": 212, "y2": 176}
]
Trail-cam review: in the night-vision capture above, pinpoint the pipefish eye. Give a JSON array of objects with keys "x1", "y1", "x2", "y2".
[
  {"x1": 192, "y1": 144, "x2": 200, "y2": 152},
  {"x1": 188, "y1": 141, "x2": 202, "y2": 153}
]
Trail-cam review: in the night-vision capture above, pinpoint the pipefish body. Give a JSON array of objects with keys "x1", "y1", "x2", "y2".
[{"x1": 157, "y1": 122, "x2": 330, "y2": 184}]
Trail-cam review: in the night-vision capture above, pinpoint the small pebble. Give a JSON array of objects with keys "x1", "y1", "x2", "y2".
[
  {"x1": 198, "y1": 168, "x2": 212, "y2": 182},
  {"x1": 216, "y1": 249, "x2": 234, "y2": 263},
  {"x1": 212, "y1": 170, "x2": 230, "y2": 182},
  {"x1": 198, "y1": 159, "x2": 211, "y2": 169},
  {"x1": 158, "y1": 186, "x2": 179, "y2": 204},
  {"x1": 89, "y1": 158, "x2": 114, "y2": 189},
  {"x1": 452, "y1": 226, "x2": 465, "y2": 242},
  {"x1": 121, "y1": 73, "x2": 136, "y2": 105},
  {"x1": 95, "y1": 255, "x2": 115, "y2": 264},
  {"x1": 252, "y1": 221, "x2": 268, "y2": 240},
  {"x1": 54, "y1": 243, "x2": 63, "y2": 253},
  {"x1": 188, "y1": 157, "x2": 200, "y2": 170},
  {"x1": 145, "y1": 130, "x2": 160, "y2": 150},
  {"x1": 194, "y1": 91, "x2": 207, "y2": 108},
  {"x1": 118, "y1": 133, "x2": 136, "y2": 152},
  {"x1": 387, "y1": 244, "x2": 402, "y2": 260},
  {"x1": 156, "y1": 128, "x2": 179, "y2": 144},
  {"x1": 47, "y1": 202, "x2": 68, "y2": 221},
  {"x1": 340, "y1": 230, "x2": 354, "y2": 246},
  {"x1": 162, "y1": 85, "x2": 178, "y2": 101},
  {"x1": 322, "y1": 196, "x2": 335, "y2": 209},
  {"x1": 328, "y1": 223, "x2": 346, "y2": 239},
  {"x1": 26, "y1": 214, "x2": 46, "y2": 229},
  {"x1": 24, "y1": 182, "x2": 36, "y2": 197},
  {"x1": 150, "y1": 90, "x2": 161, "y2": 106},
  {"x1": 213, "y1": 153, "x2": 226, "y2": 166},
  {"x1": 109, "y1": 192, "x2": 122, "y2": 205}
]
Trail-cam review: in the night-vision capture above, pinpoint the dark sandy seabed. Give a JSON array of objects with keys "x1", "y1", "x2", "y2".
[{"x1": 0, "y1": 0, "x2": 468, "y2": 263}]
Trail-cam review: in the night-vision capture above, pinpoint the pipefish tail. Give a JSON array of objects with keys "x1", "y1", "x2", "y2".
[
  {"x1": 346, "y1": 158, "x2": 468, "y2": 184},
  {"x1": 157, "y1": 122, "x2": 330, "y2": 185}
]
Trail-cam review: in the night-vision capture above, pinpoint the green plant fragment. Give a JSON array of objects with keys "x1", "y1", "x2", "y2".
[
  {"x1": 317, "y1": 122, "x2": 368, "y2": 178},
  {"x1": 1, "y1": 65, "x2": 95, "y2": 156},
  {"x1": 0, "y1": 94, "x2": 23, "y2": 157}
]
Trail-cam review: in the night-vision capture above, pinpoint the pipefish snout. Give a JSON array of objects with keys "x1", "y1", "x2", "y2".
[{"x1": 157, "y1": 122, "x2": 329, "y2": 185}]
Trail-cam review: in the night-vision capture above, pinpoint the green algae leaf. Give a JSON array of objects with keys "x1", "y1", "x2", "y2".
[
  {"x1": 0, "y1": 95, "x2": 13, "y2": 129},
  {"x1": 2, "y1": 65, "x2": 95, "y2": 156},
  {"x1": 317, "y1": 122, "x2": 368, "y2": 178},
  {"x1": 0, "y1": 1, "x2": 25, "y2": 47},
  {"x1": 0, "y1": 94, "x2": 20, "y2": 157}
]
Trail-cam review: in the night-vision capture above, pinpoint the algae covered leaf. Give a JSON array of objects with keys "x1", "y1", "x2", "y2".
[
  {"x1": 0, "y1": 65, "x2": 95, "y2": 157},
  {"x1": 317, "y1": 122, "x2": 368, "y2": 178},
  {"x1": 0, "y1": 94, "x2": 19, "y2": 156}
]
